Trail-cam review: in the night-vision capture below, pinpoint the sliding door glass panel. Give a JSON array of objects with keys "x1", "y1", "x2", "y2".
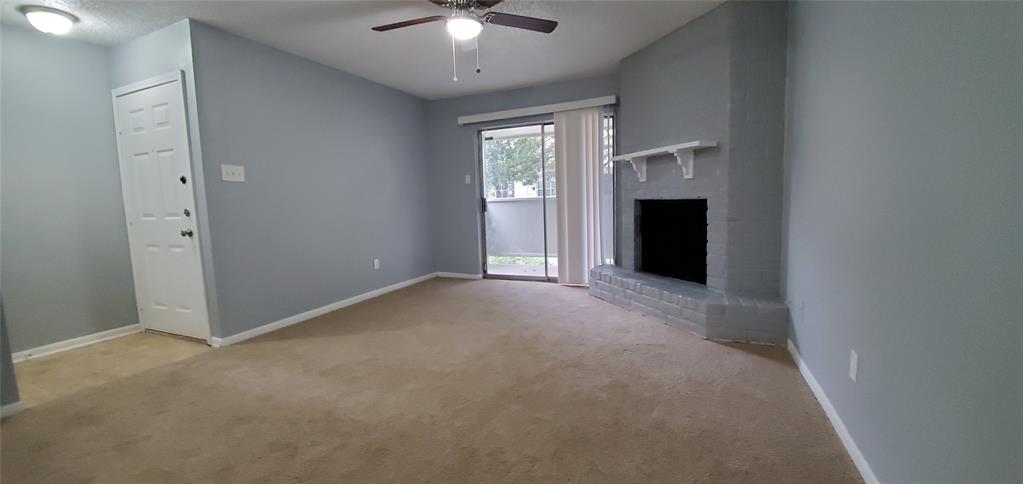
[
  {"x1": 480, "y1": 117, "x2": 609, "y2": 279},
  {"x1": 599, "y1": 113, "x2": 615, "y2": 265},
  {"x1": 542, "y1": 124, "x2": 558, "y2": 278},
  {"x1": 482, "y1": 125, "x2": 548, "y2": 278}
]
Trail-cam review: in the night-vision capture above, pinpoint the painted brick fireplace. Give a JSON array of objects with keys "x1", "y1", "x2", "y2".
[{"x1": 589, "y1": 1, "x2": 791, "y2": 344}]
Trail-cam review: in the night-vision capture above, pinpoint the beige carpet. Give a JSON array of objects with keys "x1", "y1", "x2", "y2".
[
  {"x1": 1, "y1": 279, "x2": 859, "y2": 483},
  {"x1": 13, "y1": 332, "x2": 209, "y2": 408}
]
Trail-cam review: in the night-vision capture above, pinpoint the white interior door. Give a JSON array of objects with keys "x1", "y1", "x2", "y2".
[{"x1": 112, "y1": 72, "x2": 210, "y2": 341}]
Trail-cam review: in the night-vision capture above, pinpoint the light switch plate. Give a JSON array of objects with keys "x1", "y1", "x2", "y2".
[
  {"x1": 464, "y1": 174, "x2": 472, "y2": 185},
  {"x1": 221, "y1": 164, "x2": 245, "y2": 182}
]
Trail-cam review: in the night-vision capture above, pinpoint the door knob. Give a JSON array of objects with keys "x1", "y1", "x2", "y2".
[
  {"x1": 180, "y1": 175, "x2": 187, "y2": 184},
  {"x1": 181, "y1": 229, "x2": 194, "y2": 238}
]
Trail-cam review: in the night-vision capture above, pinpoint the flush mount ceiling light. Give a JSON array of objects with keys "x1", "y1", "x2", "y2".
[
  {"x1": 18, "y1": 5, "x2": 78, "y2": 35},
  {"x1": 446, "y1": 14, "x2": 482, "y2": 41}
]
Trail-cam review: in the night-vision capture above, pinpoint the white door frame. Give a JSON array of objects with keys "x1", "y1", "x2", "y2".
[{"x1": 111, "y1": 70, "x2": 212, "y2": 342}]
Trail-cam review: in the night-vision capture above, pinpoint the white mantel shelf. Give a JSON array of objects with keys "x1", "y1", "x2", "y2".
[{"x1": 612, "y1": 141, "x2": 718, "y2": 182}]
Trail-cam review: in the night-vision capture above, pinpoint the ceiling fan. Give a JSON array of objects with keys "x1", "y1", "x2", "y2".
[
  {"x1": 371, "y1": 0, "x2": 558, "y2": 81},
  {"x1": 371, "y1": 0, "x2": 558, "y2": 38}
]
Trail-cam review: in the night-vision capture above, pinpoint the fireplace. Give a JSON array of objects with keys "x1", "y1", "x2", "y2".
[
  {"x1": 635, "y1": 199, "x2": 708, "y2": 285},
  {"x1": 590, "y1": 3, "x2": 789, "y2": 344}
]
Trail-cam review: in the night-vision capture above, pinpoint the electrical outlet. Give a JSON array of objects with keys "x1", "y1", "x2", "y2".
[
  {"x1": 221, "y1": 164, "x2": 245, "y2": 182},
  {"x1": 373, "y1": 258, "x2": 380, "y2": 270},
  {"x1": 464, "y1": 174, "x2": 472, "y2": 185},
  {"x1": 849, "y1": 350, "x2": 859, "y2": 382}
]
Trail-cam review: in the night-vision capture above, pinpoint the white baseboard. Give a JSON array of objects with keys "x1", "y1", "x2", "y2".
[
  {"x1": 209, "y1": 272, "x2": 439, "y2": 347},
  {"x1": 10, "y1": 273, "x2": 485, "y2": 358},
  {"x1": 1, "y1": 401, "x2": 24, "y2": 419},
  {"x1": 437, "y1": 272, "x2": 483, "y2": 279},
  {"x1": 787, "y1": 340, "x2": 879, "y2": 484},
  {"x1": 12, "y1": 324, "x2": 142, "y2": 363}
]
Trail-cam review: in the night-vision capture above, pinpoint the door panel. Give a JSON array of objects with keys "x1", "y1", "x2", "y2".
[
  {"x1": 113, "y1": 75, "x2": 210, "y2": 340},
  {"x1": 480, "y1": 123, "x2": 557, "y2": 281}
]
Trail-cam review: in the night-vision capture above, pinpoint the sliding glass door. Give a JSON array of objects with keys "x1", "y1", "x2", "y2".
[{"x1": 480, "y1": 123, "x2": 557, "y2": 280}]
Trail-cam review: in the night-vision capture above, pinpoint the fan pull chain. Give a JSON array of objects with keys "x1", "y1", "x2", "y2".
[
  {"x1": 451, "y1": 36, "x2": 458, "y2": 82},
  {"x1": 475, "y1": 36, "x2": 481, "y2": 74}
]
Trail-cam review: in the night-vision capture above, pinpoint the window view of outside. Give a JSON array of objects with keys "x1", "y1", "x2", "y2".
[
  {"x1": 482, "y1": 126, "x2": 555, "y2": 199},
  {"x1": 481, "y1": 116, "x2": 614, "y2": 278},
  {"x1": 600, "y1": 113, "x2": 615, "y2": 265},
  {"x1": 482, "y1": 124, "x2": 557, "y2": 278}
]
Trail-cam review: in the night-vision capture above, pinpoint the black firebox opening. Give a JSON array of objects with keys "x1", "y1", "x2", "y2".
[{"x1": 635, "y1": 199, "x2": 708, "y2": 285}]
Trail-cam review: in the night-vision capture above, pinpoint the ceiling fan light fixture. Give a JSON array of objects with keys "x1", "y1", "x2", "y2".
[
  {"x1": 446, "y1": 16, "x2": 482, "y2": 40},
  {"x1": 18, "y1": 5, "x2": 78, "y2": 35}
]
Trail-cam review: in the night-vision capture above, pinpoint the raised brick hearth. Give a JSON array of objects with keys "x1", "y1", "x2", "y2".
[{"x1": 589, "y1": 265, "x2": 788, "y2": 344}]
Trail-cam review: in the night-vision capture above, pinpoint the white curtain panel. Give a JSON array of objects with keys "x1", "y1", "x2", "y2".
[{"x1": 554, "y1": 108, "x2": 602, "y2": 285}]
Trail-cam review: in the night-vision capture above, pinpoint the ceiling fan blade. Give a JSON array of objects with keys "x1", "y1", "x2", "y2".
[
  {"x1": 428, "y1": 0, "x2": 449, "y2": 7},
  {"x1": 372, "y1": 15, "x2": 446, "y2": 32},
  {"x1": 477, "y1": 0, "x2": 504, "y2": 7},
  {"x1": 485, "y1": 12, "x2": 557, "y2": 33}
]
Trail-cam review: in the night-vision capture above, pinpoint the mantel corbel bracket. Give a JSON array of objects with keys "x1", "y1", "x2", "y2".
[
  {"x1": 629, "y1": 157, "x2": 647, "y2": 182},
  {"x1": 673, "y1": 149, "x2": 696, "y2": 180}
]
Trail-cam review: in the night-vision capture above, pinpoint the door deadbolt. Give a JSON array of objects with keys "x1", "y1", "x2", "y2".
[
  {"x1": 183, "y1": 208, "x2": 191, "y2": 217},
  {"x1": 180, "y1": 229, "x2": 194, "y2": 238},
  {"x1": 180, "y1": 175, "x2": 187, "y2": 184}
]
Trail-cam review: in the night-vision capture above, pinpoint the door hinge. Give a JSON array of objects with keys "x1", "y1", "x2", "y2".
[{"x1": 481, "y1": 198, "x2": 487, "y2": 213}]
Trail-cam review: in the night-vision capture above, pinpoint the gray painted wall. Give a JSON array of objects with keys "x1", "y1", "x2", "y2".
[
  {"x1": 782, "y1": 2, "x2": 1022, "y2": 482},
  {"x1": 1, "y1": 26, "x2": 137, "y2": 352},
  {"x1": 426, "y1": 74, "x2": 618, "y2": 275},
  {"x1": 110, "y1": 20, "x2": 192, "y2": 88},
  {"x1": 188, "y1": 22, "x2": 434, "y2": 338}
]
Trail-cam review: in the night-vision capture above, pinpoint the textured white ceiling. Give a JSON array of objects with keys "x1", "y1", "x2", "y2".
[{"x1": 1, "y1": 0, "x2": 721, "y2": 99}]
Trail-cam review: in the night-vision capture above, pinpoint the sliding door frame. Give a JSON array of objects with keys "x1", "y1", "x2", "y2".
[{"x1": 476, "y1": 120, "x2": 557, "y2": 282}]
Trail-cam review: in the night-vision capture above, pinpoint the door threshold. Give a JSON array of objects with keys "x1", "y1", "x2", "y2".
[
  {"x1": 483, "y1": 274, "x2": 558, "y2": 283},
  {"x1": 142, "y1": 329, "x2": 209, "y2": 345}
]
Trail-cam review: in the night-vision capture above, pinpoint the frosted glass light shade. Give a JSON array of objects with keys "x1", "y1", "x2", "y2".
[
  {"x1": 446, "y1": 17, "x2": 482, "y2": 40},
  {"x1": 21, "y1": 6, "x2": 77, "y2": 35}
]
